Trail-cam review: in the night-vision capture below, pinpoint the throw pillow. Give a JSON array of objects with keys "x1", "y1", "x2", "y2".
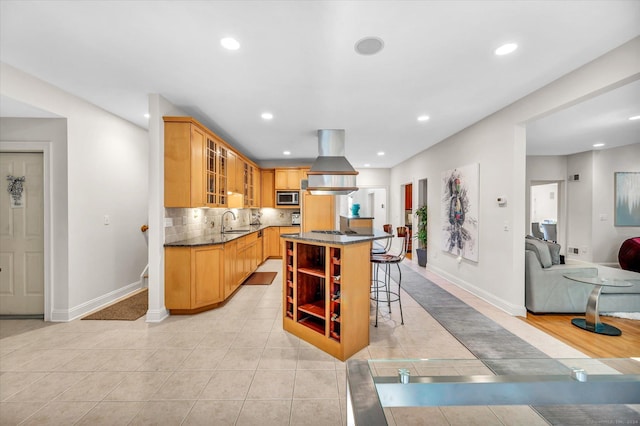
[
  {"x1": 525, "y1": 236, "x2": 552, "y2": 268},
  {"x1": 545, "y1": 241, "x2": 561, "y2": 265}
]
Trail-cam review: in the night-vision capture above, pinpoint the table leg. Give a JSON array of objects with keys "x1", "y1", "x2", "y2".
[{"x1": 571, "y1": 284, "x2": 622, "y2": 336}]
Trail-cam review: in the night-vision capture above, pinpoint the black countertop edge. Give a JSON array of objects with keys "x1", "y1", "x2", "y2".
[
  {"x1": 341, "y1": 215, "x2": 375, "y2": 220},
  {"x1": 281, "y1": 228, "x2": 391, "y2": 246},
  {"x1": 164, "y1": 224, "x2": 299, "y2": 247}
]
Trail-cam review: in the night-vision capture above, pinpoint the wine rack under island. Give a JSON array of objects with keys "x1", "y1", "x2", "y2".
[{"x1": 281, "y1": 229, "x2": 389, "y2": 361}]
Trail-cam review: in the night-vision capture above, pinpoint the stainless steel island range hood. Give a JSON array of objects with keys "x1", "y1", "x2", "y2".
[{"x1": 306, "y1": 129, "x2": 358, "y2": 195}]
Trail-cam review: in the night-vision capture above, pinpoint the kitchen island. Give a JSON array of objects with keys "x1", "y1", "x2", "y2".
[{"x1": 281, "y1": 229, "x2": 389, "y2": 361}]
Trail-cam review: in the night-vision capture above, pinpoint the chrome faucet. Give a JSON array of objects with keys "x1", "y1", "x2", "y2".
[{"x1": 221, "y1": 210, "x2": 236, "y2": 233}]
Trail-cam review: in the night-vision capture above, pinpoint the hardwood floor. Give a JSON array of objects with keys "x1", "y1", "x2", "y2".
[{"x1": 522, "y1": 313, "x2": 640, "y2": 358}]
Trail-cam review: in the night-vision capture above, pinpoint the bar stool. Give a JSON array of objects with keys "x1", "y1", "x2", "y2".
[
  {"x1": 370, "y1": 226, "x2": 410, "y2": 327},
  {"x1": 371, "y1": 224, "x2": 393, "y2": 255}
]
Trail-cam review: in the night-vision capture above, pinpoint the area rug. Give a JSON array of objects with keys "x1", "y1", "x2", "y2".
[
  {"x1": 243, "y1": 272, "x2": 277, "y2": 285},
  {"x1": 396, "y1": 264, "x2": 640, "y2": 424},
  {"x1": 602, "y1": 312, "x2": 640, "y2": 320},
  {"x1": 82, "y1": 289, "x2": 148, "y2": 321}
]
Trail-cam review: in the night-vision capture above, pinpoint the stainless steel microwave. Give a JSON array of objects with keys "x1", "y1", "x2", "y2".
[{"x1": 276, "y1": 191, "x2": 299, "y2": 206}]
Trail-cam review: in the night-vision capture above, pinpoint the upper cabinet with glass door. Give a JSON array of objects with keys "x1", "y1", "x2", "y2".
[
  {"x1": 164, "y1": 116, "x2": 259, "y2": 209},
  {"x1": 205, "y1": 132, "x2": 228, "y2": 207}
]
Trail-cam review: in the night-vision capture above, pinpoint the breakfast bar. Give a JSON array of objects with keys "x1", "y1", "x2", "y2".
[{"x1": 281, "y1": 229, "x2": 389, "y2": 361}]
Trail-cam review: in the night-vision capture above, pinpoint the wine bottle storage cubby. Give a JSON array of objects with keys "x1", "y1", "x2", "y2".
[
  {"x1": 296, "y1": 272, "x2": 325, "y2": 334},
  {"x1": 296, "y1": 243, "x2": 327, "y2": 335},
  {"x1": 329, "y1": 247, "x2": 341, "y2": 341},
  {"x1": 285, "y1": 241, "x2": 294, "y2": 318}
]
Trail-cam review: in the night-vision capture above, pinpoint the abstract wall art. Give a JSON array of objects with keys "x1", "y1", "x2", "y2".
[
  {"x1": 441, "y1": 163, "x2": 479, "y2": 262},
  {"x1": 615, "y1": 172, "x2": 640, "y2": 226}
]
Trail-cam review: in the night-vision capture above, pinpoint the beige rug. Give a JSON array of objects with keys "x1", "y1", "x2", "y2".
[
  {"x1": 243, "y1": 272, "x2": 277, "y2": 285},
  {"x1": 82, "y1": 289, "x2": 148, "y2": 320}
]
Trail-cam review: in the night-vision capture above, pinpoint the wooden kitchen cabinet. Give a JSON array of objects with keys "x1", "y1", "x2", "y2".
[
  {"x1": 301, "y1": 193, "x2": 335, "y2": 232},
  {"x1": 165, "y1": 245, "x2": 224, "y2": 312},
  {"x1": 264, "y1": 226, "x2": 280, "y2": 258},
  {"x1": 279, "y1": 226, "x2": 300, "y2": 257},
  {"x1": 205, "y1": 132, "x2": 228, "y2": 207},
  {"x1": 227, "y1": 151, "x2": 242, "y2": 194},
  {"x1": 164, "y1": 121, "x2": 205, "y2": 208},
  {"x1": 243, "y1": 163, "x2": 259, "y2": 208},
  {"x1": 223, "y1": 239, "x2": 237, "y2": 298},
  {"x1": 261, "y1": 169, "x2": 275, "y2": 208},
  {"x1": 252, "y1": 166, "x2": 261, "y2": 208},
  {"x1": 275, "y1": 168, "x2": 302, "y2": 190},
  {"x1": 165, "y1": 116, "x2": 260, "y2": 208}
]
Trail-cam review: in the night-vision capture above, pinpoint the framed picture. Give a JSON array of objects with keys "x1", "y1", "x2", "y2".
[
  {"x1": 441, "y1": 163, "x2": 479, "y2": 262},
  {"x1": 614, "y1": 172, "x2": 640, "y2": 226}
]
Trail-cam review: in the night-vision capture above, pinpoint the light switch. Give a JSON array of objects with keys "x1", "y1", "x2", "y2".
[
  {"x1": 104, "y1": 215, "x2": 110, "y2": 225},
  {"x1": 599, "y1": 214, "x2": 608, "y2": 221}
]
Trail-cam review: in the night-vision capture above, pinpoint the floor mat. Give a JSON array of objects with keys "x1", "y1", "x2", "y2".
[
  {"x1": 243, "y1": 271, "x2": 277, "y2": 285},
  {"x1": 82, "y1": 289, "x2": 147, "y2": 320}
]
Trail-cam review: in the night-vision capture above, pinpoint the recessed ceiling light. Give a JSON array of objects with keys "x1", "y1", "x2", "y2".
[
  {"x1": 629, "y1": 115, "x2": 640, "y2": 121},
  {"x1": 417, "y1": 115, "x2": 430, "y2": 122},
  {"x1": 283, "y1": 151, "x2": 291, "y2": 156},
  {"x1": 220, "y1": 37, "x2": 240, "y2": 50},
  {"x1": 261, "y1": 112, "x2": 273, "y2": 120},
  {"x1": 144, "y1": 113, "x2": 150, "y2": 119},
  {"x1": 593, "y1": 143, "x2": 605, "y2": 148},
  {"x1": 377, "y1": 151, "x2": 385, "y2": 156},
  {"x1": 363, "y1": 163, "x2": 371, "y2": 167},
  {"x1": 355, "y1": 36, "x2": 384, "y2": 55},
  {"x1": 495, "y1": 43, "x2": 518, "y2": 56}
]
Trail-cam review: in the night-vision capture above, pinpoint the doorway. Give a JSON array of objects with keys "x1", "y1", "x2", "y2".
[
  {"x1": 530, "y1": 181, "x2": 561, "y2": 243},
  {"x1": 403, "y1": 183, "x2": 413, "y2": 259},
  {"x1": 0, "y1": 152, "x2": 45, "y2": 316}
]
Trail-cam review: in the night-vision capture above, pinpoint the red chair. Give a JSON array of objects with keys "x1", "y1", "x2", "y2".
[{"x1": 619, "y1": 237, "x2": 640, "y2": 273}]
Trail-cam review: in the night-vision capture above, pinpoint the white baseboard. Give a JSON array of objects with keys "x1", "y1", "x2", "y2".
[
  {"x1": 50, "y1": 280, "x2": 144, "y2": 322},
  {"x1": 145, "y1": 308, "x2": 169, "y2": 323},
  {"x1": 428, "y1": 265, "x2": 527, "y2": 317}
]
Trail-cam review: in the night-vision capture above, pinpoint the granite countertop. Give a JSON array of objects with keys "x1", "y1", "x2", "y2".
[
  {"x1": 281, "y1": 228, "x2": 391, "y2": 245},
  {"x1": 165, "y1": 224, "x2": 299, "y2": 247}
]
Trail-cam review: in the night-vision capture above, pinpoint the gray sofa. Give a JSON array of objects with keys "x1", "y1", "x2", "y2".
[{"x1": 525, "y1": 237, "x2": 640, "y2": 313}]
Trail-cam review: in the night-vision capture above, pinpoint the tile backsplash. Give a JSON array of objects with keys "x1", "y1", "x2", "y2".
[{"x1": 164, "y1": 207, "x2": 299, "y2": 243}]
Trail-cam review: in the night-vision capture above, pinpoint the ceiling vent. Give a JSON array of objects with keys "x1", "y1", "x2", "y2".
[{"x1": 307, "y1": 130, "x2": 358, "y2": 196}]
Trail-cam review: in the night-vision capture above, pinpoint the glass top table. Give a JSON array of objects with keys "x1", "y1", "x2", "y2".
[
  {"x1": 346, "y1": 358, "x2": 640, "y2": 426},
  {"x1": 563, "y1": 274, "x2": 633, "y2": 336}
]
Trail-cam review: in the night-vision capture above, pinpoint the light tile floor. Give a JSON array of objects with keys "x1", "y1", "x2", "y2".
[{"x1": 0, "y1": 260, "x2": 629, "y2": 425}]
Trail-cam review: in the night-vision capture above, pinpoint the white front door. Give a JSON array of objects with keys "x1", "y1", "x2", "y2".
[{"x1": 0, "y1": 152, "x2": 44, "y2": 315}]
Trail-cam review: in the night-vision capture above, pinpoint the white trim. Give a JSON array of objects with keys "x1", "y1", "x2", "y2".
[
  {"x1": 0, "y1": 141, "x2": 52, "y2": 320},
  {"x1": 145, "y1": 307, "x2": 170, "y2": 323},
  {"x1": 428, "y1": 264, "x2": 528, "y2": 317},
  {"x1": 50, "y1": 279, "x2": 144, "y2": 322}
]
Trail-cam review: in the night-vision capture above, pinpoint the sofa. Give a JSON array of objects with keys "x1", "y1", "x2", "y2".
[{"x1": 525, "y1": 236, "x2": 640, "y2": 313}]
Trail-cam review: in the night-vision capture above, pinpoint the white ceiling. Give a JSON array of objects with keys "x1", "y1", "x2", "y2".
[{"x1": 1, "y1": 1, "x2": 639, "y2": 167}]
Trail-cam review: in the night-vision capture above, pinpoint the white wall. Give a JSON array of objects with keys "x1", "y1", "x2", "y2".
[
  {"x1": 390, "y1": 37, "x2": 640, "y2": 316},
  {"x1": 566, "y1": 151, "x2": 594, "y2": 261},
  {"x1": 1, "y1": 63, "x2": 149, "y2": 321},
  {"x1": 592, "y1": 143, "x2": 640, "y2": 263}
]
